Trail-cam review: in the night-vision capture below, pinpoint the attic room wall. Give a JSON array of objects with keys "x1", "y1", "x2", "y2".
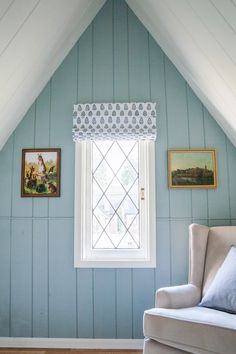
[{"x1": 0, "y1": 0, "x2": 236, "y2": 339}]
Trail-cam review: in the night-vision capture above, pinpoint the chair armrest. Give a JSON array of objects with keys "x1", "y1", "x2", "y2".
[{"x1": 155, "y1": 284, "x2": 201, "y2": 309}]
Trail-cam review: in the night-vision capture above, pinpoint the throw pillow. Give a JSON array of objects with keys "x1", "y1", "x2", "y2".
[{"x1": 199, "y1": 246, "x2": 236, "y2": 313}]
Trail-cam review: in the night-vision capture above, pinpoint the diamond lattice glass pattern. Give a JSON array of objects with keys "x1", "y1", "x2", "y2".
[{"x1": 92, "y1": 141, "x2": 140, "y2": 249}]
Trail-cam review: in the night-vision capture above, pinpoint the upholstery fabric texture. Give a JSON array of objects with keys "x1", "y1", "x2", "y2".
[
  {"x1": 156, "y1": 284, "x2": 200, "y2": 309},
  {"x1": 199, "y1": 246, "x2": 236, "y2": 313},
  {"x1": 143, "y1": 338, "x2": 186, "y2": 354},
  {"x1": 202, "y1": 226, "x2": 236, "y2": 296},
  {"x1": 144, "y1": 306, "x2": 236, "y2": 354},
  {"x1": 143, "y1": 224, "x2": 236, "y2": 354},
  {"x1": 188, "y1": 223, "x2": 209, "y2": 288}
]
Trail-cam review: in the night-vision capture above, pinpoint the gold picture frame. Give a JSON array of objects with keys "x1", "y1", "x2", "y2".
[{"x1": 168, "y1": 149, "x2": 217, "y2": 189}]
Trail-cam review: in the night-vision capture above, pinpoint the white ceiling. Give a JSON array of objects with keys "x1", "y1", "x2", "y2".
[
  {"x1": 0, "y1": 0, "x2": 236, "y2": 150},
  {"x1": 127, "y1": 0, "x2": 236, "y2": 147},
  {"x1": 0, "y1": 0, "x2": 105, "y2": 150}
]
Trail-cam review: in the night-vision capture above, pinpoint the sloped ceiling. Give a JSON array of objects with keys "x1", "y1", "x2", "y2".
[
  {"x1": 126, "y1": 0, "x2": 236, "y2": 147},
  {"x1": 1, "y1": 0, "x2": 236, "y2": 150},
  {"x1": 0, "y1": 0, "x2": 105, "y2": 150}
]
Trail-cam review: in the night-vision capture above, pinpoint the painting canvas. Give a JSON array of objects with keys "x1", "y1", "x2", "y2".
[
  {"x1": 168, "y1": 149, "x2": 217, "y2": 188},
  {"x1": 21, "y1": 148, "x2": 61, "y2": 197}
]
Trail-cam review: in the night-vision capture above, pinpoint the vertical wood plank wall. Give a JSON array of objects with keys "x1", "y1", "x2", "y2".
[{"x1": 0, "y1": 0, "x2": 236, "y2": 339}]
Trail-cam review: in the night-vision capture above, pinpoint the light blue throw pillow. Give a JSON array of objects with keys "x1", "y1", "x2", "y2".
[{"x1": 199, "y1": 246, "x2": 236, "y2": 314}]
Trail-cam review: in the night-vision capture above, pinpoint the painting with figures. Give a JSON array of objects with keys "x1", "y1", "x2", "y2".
[{"x1": 21, "y1": 148, "x2": 61, "y2": 197}]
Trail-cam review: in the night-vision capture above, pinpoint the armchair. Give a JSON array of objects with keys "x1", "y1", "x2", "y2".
[{"x1": 143, "y1": 224, "x2": 236, "y2": 354}]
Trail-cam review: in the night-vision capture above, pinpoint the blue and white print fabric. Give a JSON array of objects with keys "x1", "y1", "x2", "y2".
[{"x1": 72, "y1": 102, "x2": 157, "y2": 141}]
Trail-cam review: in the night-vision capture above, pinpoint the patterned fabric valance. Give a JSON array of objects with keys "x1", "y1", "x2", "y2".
[{"x1": 72, "y1": 102, "x2": 156, "y2": 141}]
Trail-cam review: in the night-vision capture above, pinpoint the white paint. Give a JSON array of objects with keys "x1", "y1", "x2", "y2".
[
  {"x1": 0, "y1": 337, "x2": 143, "y2": 349},
  {"x1": 0, "y1": 0, "x2": 106, "y2": 150},
  {"x1": 126, "y1": 0, "x2": 236, "y2": 147},
  {"x1": 0, "y1": 0, "x2": 13, "y2": 20}
]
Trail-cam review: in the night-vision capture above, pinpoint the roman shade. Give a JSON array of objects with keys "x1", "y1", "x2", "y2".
[{"x1": 72, "y1": 102, "x2": 156, "y2": 141}]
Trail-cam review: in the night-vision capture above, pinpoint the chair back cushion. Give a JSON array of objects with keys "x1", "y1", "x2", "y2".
[
  {"x1": 202, "y1": 226, "x2": 236, "y2": 296},
  {"x1": 200, "y1": 246, "x2": 236, "y2": 312}
]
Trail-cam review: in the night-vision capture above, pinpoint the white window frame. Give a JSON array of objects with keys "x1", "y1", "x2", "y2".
[{"x1": 74, "y1": 140, "x2": 156, "y2": 268}]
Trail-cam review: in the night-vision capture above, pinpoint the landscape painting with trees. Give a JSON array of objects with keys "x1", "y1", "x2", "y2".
[{"x1": 168, "y1": 149, "x2": 217, "y2": 189}]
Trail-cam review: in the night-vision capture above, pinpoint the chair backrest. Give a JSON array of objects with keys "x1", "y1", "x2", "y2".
[{"x1": 202, "y1": 226, "x2": 236, "y2": 296}]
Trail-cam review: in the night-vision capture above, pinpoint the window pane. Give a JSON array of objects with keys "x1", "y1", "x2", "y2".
[{"x1": 92, "y1": 140, "x2": 139, "y2": 249}]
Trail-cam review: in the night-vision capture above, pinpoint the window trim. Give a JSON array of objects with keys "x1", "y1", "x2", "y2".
[{"x1": 74, "y1": 140, "x2": 156, "y2": 268}]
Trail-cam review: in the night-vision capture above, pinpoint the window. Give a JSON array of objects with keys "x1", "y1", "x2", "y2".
[
  {"x1": 74, "y1": 139, "x2": 156, "y2": 268},
  {"x1": 72, "y1": 101, "x2": 157, "y2": 267}
]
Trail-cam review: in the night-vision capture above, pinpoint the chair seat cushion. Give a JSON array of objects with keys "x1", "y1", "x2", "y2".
[{"x1": 144, "y1": 306, "x2": 236, "y2": 354}]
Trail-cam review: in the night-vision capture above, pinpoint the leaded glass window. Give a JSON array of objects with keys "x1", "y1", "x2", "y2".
[
  {"x1": 74, "y1": 140, "x2": 156, "y2": 268},
  {"x1": 92, "y1": 141, "x2": 139, "y2": 249}
]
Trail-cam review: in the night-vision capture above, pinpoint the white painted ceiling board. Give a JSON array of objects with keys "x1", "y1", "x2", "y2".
[
  {"x1": 126, "y1": 0, "x2": 236, "y2": 147},
  {"x1": 0, "y1": 0, "x2": 13, "y2": 20},
  {"x1": 212, "y1": 0, "x2": 236, "y2": 33},
  {"x1": 0, "y1": 0, "x2": 106, "y2": 150},
  {"x1": 166, "y1": 0, "x2": 236, "y2": 95},
  {"x1": 0, "y1": 0, "x2": 39, "y2": 55},
  {"x1": 188, "y1": 0, "x2": 236, "y2": 75},
  {"x1": 0, "y1": 0, "x2": 86, "y2": 88}
]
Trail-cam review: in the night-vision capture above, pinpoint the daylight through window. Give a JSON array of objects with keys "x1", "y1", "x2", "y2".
[
  {"x1": 74, "y1": 139, "x2": 156, "y2": 268},
  {"x1": 92, "y1": 140, "x2": 139, "y2": 250}
]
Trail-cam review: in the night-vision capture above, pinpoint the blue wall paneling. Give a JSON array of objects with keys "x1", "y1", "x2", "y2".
[{"x1": 0, "y1": 0, "x2": 236, "y2": 339}]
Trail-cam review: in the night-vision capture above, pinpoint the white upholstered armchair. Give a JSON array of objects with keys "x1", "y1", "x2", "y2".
[{"x1": 143, "y1": 224, "x2": 236, "y2": 354}]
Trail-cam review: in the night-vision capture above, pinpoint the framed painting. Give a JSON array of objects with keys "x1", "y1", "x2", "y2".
[
  {"x1": 21, "y1": 148, "x2": 61, "y2": 197},
  {"x1": 168, "y1": 149, "x2": 217, "y2": 189}
]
